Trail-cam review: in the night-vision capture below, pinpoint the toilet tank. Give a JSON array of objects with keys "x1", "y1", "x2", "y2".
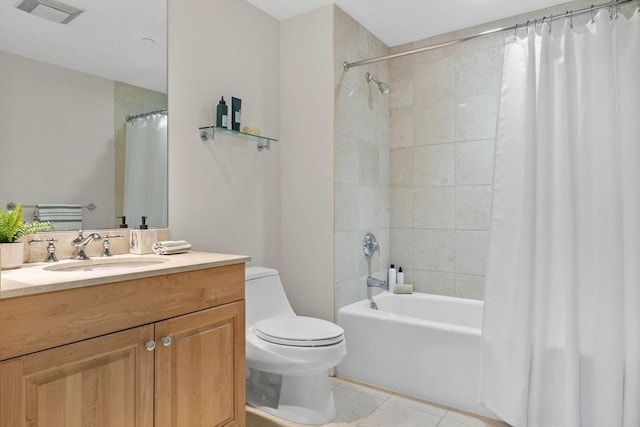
[{"x1": 245, "y1": 266, "x2": 296, "y2": 328}]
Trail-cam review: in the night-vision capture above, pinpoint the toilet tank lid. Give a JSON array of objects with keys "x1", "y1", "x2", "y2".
[{"x1": 246, "y1": 266, "x2": 279, "y2": 281}]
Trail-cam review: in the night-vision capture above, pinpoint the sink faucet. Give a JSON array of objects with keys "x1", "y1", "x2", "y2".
[{"x1": 71, "y1": 231, "x2": 102, "y2": 260}]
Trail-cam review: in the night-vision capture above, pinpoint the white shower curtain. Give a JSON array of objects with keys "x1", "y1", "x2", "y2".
[
  {"x1": 123, "y1": 113, "x2": 168, "y2": 227},
  {"x1": 481, "y1": 9, "x2": 639, "y2": 427}
]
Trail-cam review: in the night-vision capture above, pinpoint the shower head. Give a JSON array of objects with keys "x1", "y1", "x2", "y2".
[{"x1": 365, "y1": 72, "x2": 390, "y2": 95}]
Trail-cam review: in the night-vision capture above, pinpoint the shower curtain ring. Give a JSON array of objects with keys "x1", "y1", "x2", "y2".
[
  {"x1": 591, "y1": 5, "x2": 595, "y2": 23},
  {"x1": 548, "y1": 15, "x2": 553, "y2": 33},
  {"x1": 566, "y1": 10, "x2": 573, "y2": 29},
  {"x1": 513, "y1": 23, "x2": 518, "y2": 40}
]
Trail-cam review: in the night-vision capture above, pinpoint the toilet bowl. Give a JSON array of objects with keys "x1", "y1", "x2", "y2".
[{"x1": 245, "y1": 266, "x2": 347, "y2": 425}]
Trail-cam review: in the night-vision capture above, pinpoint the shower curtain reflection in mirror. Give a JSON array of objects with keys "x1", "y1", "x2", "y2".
[{"x1": 123, "y1": 113, "x2": 168, "y2": 227}]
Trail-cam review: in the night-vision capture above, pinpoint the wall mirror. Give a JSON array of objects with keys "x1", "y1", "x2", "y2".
[{"x1": 0, "y1": 0, "x2": 167, "y2": 232}]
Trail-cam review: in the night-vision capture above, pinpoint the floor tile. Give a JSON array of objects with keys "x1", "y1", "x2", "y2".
[
  {"x1": 355, "y1": 395, "x2": 443, "y2": 427},
  {"x1": 437, "y1": 408, "x2": 509, "y2": 427},
  {"x1": 332, "y1": 381, "x2": 391, "y2": 423},
  {"x1": 246, "y1": 378, "x2": 509, "y2": 427}
]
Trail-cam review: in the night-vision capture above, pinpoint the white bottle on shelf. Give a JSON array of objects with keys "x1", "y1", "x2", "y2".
[
  {"x1": 397, "y1": 267, "x2": 404, "y2": 285},
  {"x1": 388, "y1": 264, "x2": 397, "y2": 293}
]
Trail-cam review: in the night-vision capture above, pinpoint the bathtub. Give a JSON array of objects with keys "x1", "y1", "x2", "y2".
[{"x1": 337, "y1": 291, "x2": 495, "y2": 418}]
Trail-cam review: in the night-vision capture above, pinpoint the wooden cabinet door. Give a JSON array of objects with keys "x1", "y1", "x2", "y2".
[
  {"x1": 0, "y1": 325, "x2": 154, "y2": 427},
  {"x1": 155, "y1": 301, "x2": 245, "y2": 427}
]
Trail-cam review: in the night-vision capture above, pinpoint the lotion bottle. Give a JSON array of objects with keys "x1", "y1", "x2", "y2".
[
  {"x1": 216, "y1": 97, "x2": 228, "y2": 128},
  {"x1": 397, "y1": 267, "x2": 404, "y2": 284},
  {"x1": 388, "y1": 264, "x2": 397, "y2": 293}
]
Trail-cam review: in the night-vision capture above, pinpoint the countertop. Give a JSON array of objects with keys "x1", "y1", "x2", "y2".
[{"x1": 0, "y1": 251, "x2": 250, "y2": 299}]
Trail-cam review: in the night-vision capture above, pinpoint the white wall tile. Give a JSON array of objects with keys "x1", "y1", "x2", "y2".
[
  {"x1": 413, "y1": 229, "x2": 456, "y2": 272},
  {"x1": 455, "y1": 230, "x2": 490, "y2": 275},
  {"x1": 413, "y1": 100, "x2": 455, "y2": 145},
  {"x1": 391, "y1": 147, "x2": 414, "y2": 187},
  {"x1": 336, "y1": 134, "x2": 360, "y2": 184},
  {"x1": 359, "y1": 141, "x2": 380, "y2": 186},
  {"x1": 414, "y1": 187, "x2": 455, "y2": 229},
  {"x1": 455, "y1": 93, "x2": 499, "y2": 141},
  {"x1": 456, "y1": 185, "x2": 492, "y2": 230},
  {"x1": 336, "y1": 183, "x2": 360, "y2": 232},
  {"x1": 390, "y1": 106, "x2": 414, "y2": 147},
  {"x1": 391, "y1": 188, "x2": 414, "y2": 228},
  {"x1": 359, "y1": 186, "x2": 380, "y2": 230},
  {"x1": 456, "y1": 139, "x2": 495, "y2": 185},
  {"x1": 455, "y1": 46, "x2": 503, "y2": 98},
  {"x1": 335, "y1": 231, "x2": 360, "y2": 282},
  {"x1": 455, "y1": 274, "x2": 486, "y2": 300},
  {"x1": 390, "y1": 228, "x2": 413, "y2": 270},
  {"x1": 413, "y1": 144, "x2": 455, "y2": 187},
  {"x1": 336, "y1": 277, "x2": 362, "y2": 310},
  {"x1": 389, "y1": 66, "x2": 414, "y2": 109},
  {"x1": 413, "y1": 270, "x2": 456, "y2": 296},
  {"x1": 413, "y1": 56, "x2": 455, "y2": 104}
]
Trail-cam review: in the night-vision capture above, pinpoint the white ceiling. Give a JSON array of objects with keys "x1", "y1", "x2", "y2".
[
  {"x1": 0, "y1": 0, "x2": 574, "y2": 93},
  {"x1": 247, "y1": 0, "x2": 574, "y2": 47},
  {"x1": 0, "y1": 0, "x2": 167, "y2": 93}
]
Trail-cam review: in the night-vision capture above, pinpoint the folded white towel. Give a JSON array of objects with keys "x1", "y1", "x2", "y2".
[
  {"x1": 153, "y1": 240, "x2": 191, "y2": 255},
  {"x1": 36, "y1": 204, "x2": 82, "y2": 209}
]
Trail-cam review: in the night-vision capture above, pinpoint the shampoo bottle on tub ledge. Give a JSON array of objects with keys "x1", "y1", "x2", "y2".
[{"x1": 388, "y1": 264, "x2": 396, "y2": 293}]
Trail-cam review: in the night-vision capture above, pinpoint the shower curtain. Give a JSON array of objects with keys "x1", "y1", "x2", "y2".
[
  {"x1": 481, "y1": 9, "x2": 639, "y2": 427},
  {"x1": 123, "y1": 113, "x2": 168, "y2": 227}
]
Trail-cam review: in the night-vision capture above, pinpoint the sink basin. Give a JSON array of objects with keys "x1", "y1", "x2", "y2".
[{"x1": 44, "y1": 257, "x2": 169, "y2": 272}]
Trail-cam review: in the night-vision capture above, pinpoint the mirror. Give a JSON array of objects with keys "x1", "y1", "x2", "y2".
[{"x1": 0, "y1": 0, "x2": 167, "y2": 230}]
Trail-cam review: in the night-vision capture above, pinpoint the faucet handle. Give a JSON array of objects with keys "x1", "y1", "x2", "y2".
[
  {"x1": 28, "y1": 238, "x2": 59, "y2": 263},
  {"x1": 363, "y1": 233, "x2": 380, "y2": 257},
  {"x1": 100, "y1": 234, "x2": 124, "y2": 257}
]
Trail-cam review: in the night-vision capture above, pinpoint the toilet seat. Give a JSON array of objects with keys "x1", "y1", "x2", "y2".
[{"x1": 254, "y1": 316, "x2": 344, "y2": 347}]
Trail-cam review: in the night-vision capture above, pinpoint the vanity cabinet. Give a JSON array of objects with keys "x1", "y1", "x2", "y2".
[{"x1": 0, "y1": 262, "x2": 246, "y2": 427}]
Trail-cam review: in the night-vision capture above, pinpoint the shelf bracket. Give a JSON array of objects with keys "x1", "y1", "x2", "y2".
[
  {"x1": 257, "y1": 140, "x2": 270, "y2": 151},
  {"x1": 200, "y1": 127, "x2": 214, "y2": 142}
]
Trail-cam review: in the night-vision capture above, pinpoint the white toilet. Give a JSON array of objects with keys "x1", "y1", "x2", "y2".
[{"x1": 245, "y1": 266, "x2": 347, "y2": 425}]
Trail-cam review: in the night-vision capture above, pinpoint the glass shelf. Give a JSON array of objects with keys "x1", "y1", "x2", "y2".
[{"x1": 199, "y1": 125, "x2": 278, "y2": 151}]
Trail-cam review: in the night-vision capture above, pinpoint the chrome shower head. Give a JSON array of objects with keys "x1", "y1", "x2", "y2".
[{"x1": 365, "y1": 72, "x2": 391, "y2": 95}]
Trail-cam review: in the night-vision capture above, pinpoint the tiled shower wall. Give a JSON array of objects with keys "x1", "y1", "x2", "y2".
[
  {"x1": 388, "y1": 31, "x2": 501, "y2": 300},
  {"x1": 387, "y1": 0, "x2": 625, "y2": 300},
  {"x1": 336, "y1": 0, "x2": 622, "y2": 304},
  {"x1": 334, "y1": 6, "x2": 390, "y2": 314}
]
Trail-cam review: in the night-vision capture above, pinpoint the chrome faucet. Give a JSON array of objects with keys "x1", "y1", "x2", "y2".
[
  {"x1": 71, "y1": 231, "x2": 102, "y2": 260},
  {"x1": 366, "y1": 276, "x2": 388, "y2": 290},
  {"x1": 366, "y1": 276, "x2": 388, "y2": 310}
]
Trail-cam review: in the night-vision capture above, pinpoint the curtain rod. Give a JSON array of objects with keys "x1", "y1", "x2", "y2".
[
  {"x1": 126, "y1": 108, "x2": 167, "y2": 123},
  {"x1": 343, "y1": 0, "x2": 636, "y2": 71}
]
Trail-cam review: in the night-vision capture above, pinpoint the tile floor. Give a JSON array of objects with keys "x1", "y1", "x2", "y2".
[{"x1": 246, "y1": 377, "x2": 510, "y2": 427}]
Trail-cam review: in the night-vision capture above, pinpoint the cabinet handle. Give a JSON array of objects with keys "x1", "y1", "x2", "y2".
[
  {"x1": 161, "y1": 336, "x2": 172, "y2": 347},
  {"x1": 145, "y1": 341, "x2": 156, "y2": 351}
]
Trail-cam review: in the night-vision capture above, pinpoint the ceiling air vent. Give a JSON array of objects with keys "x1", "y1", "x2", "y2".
[{"x1": 15, "y1": 0, "x2": 83, "y2": 24}]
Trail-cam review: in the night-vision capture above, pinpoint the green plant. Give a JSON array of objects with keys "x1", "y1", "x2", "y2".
[{"x1": 0, "y1": 203, "x2": 54, "y2": 243}]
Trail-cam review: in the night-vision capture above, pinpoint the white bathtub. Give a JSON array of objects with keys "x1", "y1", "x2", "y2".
[{"x1": 337, "y1": 291, "x2": 495, "y2": 418}]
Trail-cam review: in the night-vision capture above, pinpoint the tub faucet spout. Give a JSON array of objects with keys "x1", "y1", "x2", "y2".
[{"x1": 366, "y1": 276, "x2": 388, "y2": 290}]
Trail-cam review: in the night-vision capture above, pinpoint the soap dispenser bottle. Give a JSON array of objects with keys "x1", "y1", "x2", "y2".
[
  {"x1": 130, "y1": 216, "x2": 156, "y2": 254},
  {"x1": 216, "y1": 97, "x2": 228, "y2": 129},
  {"x1": 397, "y1": 267, "x2": 404, "y2": 284}
]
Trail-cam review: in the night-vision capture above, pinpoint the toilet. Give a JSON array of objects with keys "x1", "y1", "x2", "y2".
[{"x1": 245, "y1": 266, "x2": 347, "y2": 424}]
